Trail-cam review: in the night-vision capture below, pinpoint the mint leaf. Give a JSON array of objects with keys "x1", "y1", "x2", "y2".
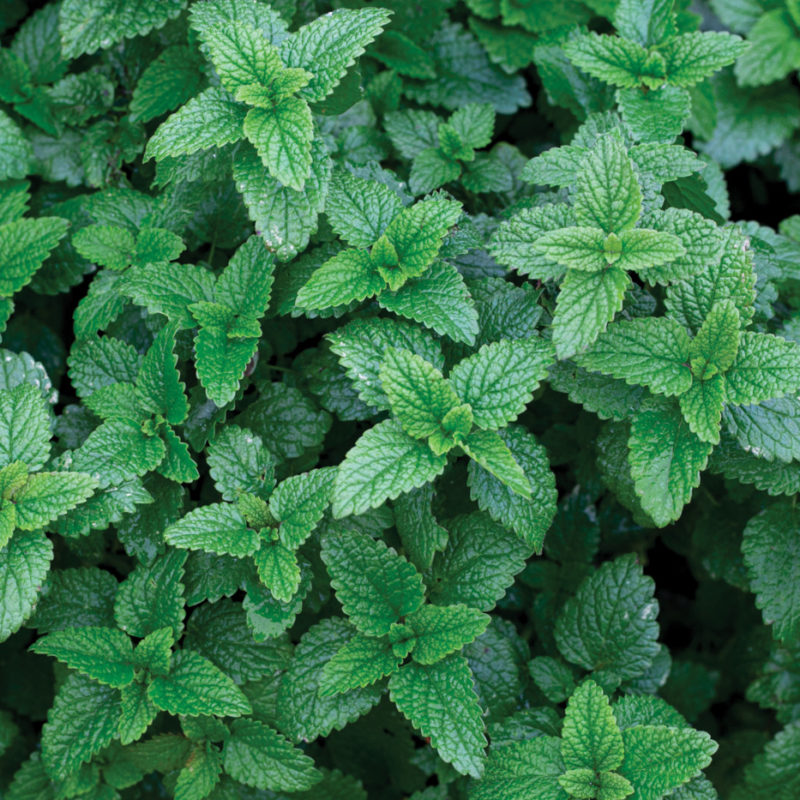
[
  {"x1": 0, "y1": 529, "x2": 52, "y2": 642},
  {"x1": 561, "y1": 679, "x2": 624, "y2": 772}
]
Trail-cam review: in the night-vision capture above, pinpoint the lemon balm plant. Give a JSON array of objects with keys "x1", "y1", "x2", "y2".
[{"x1": 2, "y1": 0, "x2": 800, "y2": 798}]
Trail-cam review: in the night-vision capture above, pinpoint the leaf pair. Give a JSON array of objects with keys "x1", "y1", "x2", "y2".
[
  {"x1": 563, "y1": 0, "x2": 747, "y2": 140},
  {"x1": 320, "y1": 528, "x2": 489, "y2": 777},
  {"x1": 164, "y1": 467, "x2": 335, "y2": 602},
  {"x1": 332, "y1": 336, "x2": 555, "y2": 518},
  {"x1": 473, "y1": 680, "x2": 717, "y2": 800},
  {"x1": 296, "y1": 174, "x2": 479, "y2": 343}
]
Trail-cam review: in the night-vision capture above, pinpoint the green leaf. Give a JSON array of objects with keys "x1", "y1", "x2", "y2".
[
  {"x1": 561, "y1": 680, "x2": 624, "y2": 772},
  {"x1": 467, "y1": 425, "x2": 556, "y2": 550},
  {"x1": 563, "y1": 32, "x2": 649, "y2": 89},
  {"x1": 678, "y1": 374, "x2": 726, "y2": 445},
  {"x1": 409, "y1": 148, "x2": 462, "y2": 195},
  {"x1": 450, "y1": 337, "x2": 555, "y2": 430},
  {"x1": 555, "y1": 554, "x2": 660, "y2": 685},
  {"x1": 384, "y1": 196, "x2": 462, "y2": 276},
  {"x1": 270, "y1": 468, "x2": 335, "y2": 548},
  {"x1": 0, "y1": 382, "x2": 51, "y2": 470},
  {"x1": 574, "y1": 134, "x2": 642, "y2": 233},
  {"x1": 206, "y1": 425, "x2": 274, "y2": 502},
  {"x1": 389, "y1": 655, "x2": 486, "y2": 777},
  {"x1": 734, "y1": 9, "x2": 800, "y2": 87},
  {"x1": 614, "y1": 0, "x2": 677, "y2": 47},
  {"x1": 276, "y1": 617, "x2": 383, "y2": 741},
  {"x1": 659, "y1": 31, "x2": 747, "y2": 87},
  {"x1": 216, "y1": 234, "x2": 276, "y2": 320},
  {"x1": 321, "y1": 527, "x2": 425, "y2": 636},
  {"x1": 725, "y1": 332, "x2": 800, "y2": 407},
  {"x1": 175, "y1": 742, "x2": 221, "y2": 800},
  {"x1": 0, "y1": 529, "x2": 52, "y2": 642},
  {"x1": 320, "y1": 631, "x2": 401, "y2": 696},
  {"x1": 244, "y1": 98, "x2": 313, "y2": 191},
  {"x1": 223, "y1": 718, "x2": 321, "y2": 792},
  {"x1": 295, "y1": 249, "x2": 382, "y2": 312},
  {"x1": 13, "y1": 472, "x2": 98, "y2": 530},
  {"x1": 72, "y1": 224, "x2": 135, "y2": 270},
  {"x1": 469, "y1": 736, "x2": 566, "y2": 800},
  {"x1": 325, "y1": 170, "x2": 403, "y2": 248},
  {"x1": 618, "y1": 725, "x2": 717, "y2": 800},
  {"x1": 40, "y1": 672, "x2": 120, "y2": 779},
  {"x1": 552, "y1": 267, "x2": 631, "y2": 360},
  {"x1": 71, "y1": 419, "x2": 166, "y2": 489},
  {"x1": 406, "y1": 604, "x2": 490, "y2": 665},
  {"x1": 114, "y1": 549, "x2": 186, "y2": 639},
  {"x1": 377, "y1": 260, "x2": 480, "y2": 346},
  {"x1": 136, "y1": 323, "x2": 189, "y2": 424},
  {"x1": 558, "y1": 768, "x2": 633, "y2": 800},
  {"x1": 615, "y1": 228, "x2": 686, "y2": 272},
  {"x1": 234, "y1": 139, "x2": 331, "y2": 261},
  {"x1": 332, "y1": 419, "x2": 448, "y2": 518},
  {"x1": 254, "y1": 540, "x2": 300, "y2": 603},
  {"x1": 689, "y1": 299, "x2": 741, "y2": 380},
  {"x1": 742, "y1": 500, "x2": 800, "y2": 643},
  {"x1": 533, "y1": 227, "x2": 608, "y2": 272},
  {"x1": 164, "y1": 503, "x2": 259, "y2": 558},
  {"x1": 59, "y1": 0, "x2": 187, "y2": 58},
  {"x1": 576, "y1": 317, "x2": 692, "y2": 396},
  {"x1": 30, "y1": 626, "x2": 134, "y2": 688},
  {"x1": 394, "y1": 484, "x2": 448, "y2": 573},
  {"x1": 194, "y1": 325, "x2": 258, "y2": 408},
  {"x1": 0, "y1": 110, "x2": 32, "y2": 180},
  {"x1": 119, "y1": 682, "x2": 158, "y2": 746},
  {"x1": 280, "y1": 7, "x2": 391, "y2": 103},
  {"x1": 628, "y1": 397, "x2": 714, "y2": 527},
  {"x1": 130, "y1": 45, "x2": 207, "y2": 123},
  {"x1": 379, "y1": 346, "x2": 461, "y2": 442},
  {"x1": 145, "y1": 87, "x2": 247, "y2": 162},
  {"x1": 148, "y1": 649, "x2": 251, "y2": 717},
  {"x1": 429, "y1": 511, "x2": 531, "y2": 611},
  {"x1": 0, "y1": 216, "x2": 69, "y2": 297},
  {"x1": 461, "y1": 429, "x2": 531, "y2": 499}
]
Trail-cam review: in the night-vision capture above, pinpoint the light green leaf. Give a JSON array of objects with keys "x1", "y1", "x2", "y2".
[
  {"x1": 13, "y1": 472, "x2": 98, "y2": 531},
  {"x1": 660, "y1": 31, "x2": 748, "y2": 87},
  {"x1": 194, "y1": 324, "x2": 258, "y2": 408},
  {"x1": 689, "y1": 299, "x2": 740, "y2": 380},
  {"x1": 136, "y1": 323, "x2": 189, "y2": 424},
  {"x1": 389, "y1": 655, "x2": 487, "y2": 778},
  {"x1": 379, "y1": 346, "x2": 461, "y2": 442},
  {"x1": 206, "y1": 425, "x2": 274, "y2": 502},
  {"x1": 561, "y1": 680, "x2": 624, "y2": 772},
  {"x1": 72, "y1": 224, "x2": 135, "y2": 270},
  {"x1": 628, "y1": 397, "x2": 714, "y2": 527},
  {"x1": 280, "y1": 7, "x2": 391, "y2": 102},
  {"x1": 409, "y1": 148, "x2": 462, "y2": 195},
  {"x1": 270, "y1": 468, "x2": 335, "y2": 548},
  {"x1": 461, "y1": 429, "x2": 531, "y2": 499},
  {"x1": 678, "y1": 374, "x2": 726, "y2": 445},
  {"x1": 319, "y1": 631, "x2": 401, "y2": 696},
  {"x1": 148, "y1": 649, "x2": 251, "y2": 717},
  {"x1": 321, "y1": 527, "x2": 425, "y2": 637},
  {"x1": 575, "y1": 317, "x2": 692, "y2": 397},
  {"x1": 244, "y1": 98, "x2": 313, "y2": 191},
  {"x1": 734, "y1": 9, "x2": 800, "y2": 87},
  {"x1": 618, "y1": 725, "x2": 717, "y2": 800},
  {"x1": 552, "y1": 267, "x2": 631, "y2": 360},
  {"x1": 563, "y1": 32, "x2": 649, "y2": 88},
  {"x1": 0, "y1": 110, "x2": 32, "y2": 180},
  {"x1": 533, "y1": 227, "x2": 608, "y2": 272},
  {"x1": 164, "y1": 503, "x2": 259, "y2": 558},
  {"x1": 574, "y1": 134, "x2": 642, "y2": 233},
  {"x1": 617, "y1": 228, "x2": 686, "y2": 272},
  {"x1": 449, "y1": 337, "x2": 555, "y2": 430},
  {"x1": 295, "y1": 249, "x2": 382, "y2": 312},
  {"x1": 253, "y1": 540, "x2": 300, "y2": 603},
  {"x1": 332, "y1": 419, "x2": 448, "y2": 518},
  {"x1": 30, "y1": 626, "x2": 134, "y2": 688},
  {"x1": 223, "y1": 718, "x2": 321, "y2": 792},
  {"x1": 145, "y1": 87, "x2": 247, "y2": 162},
  {"x1": 407, "y1": 604, "x2": 490, "y2": 665},
  {"x1": 725, "y1": 332, "x2": 800, "y2": 407}
]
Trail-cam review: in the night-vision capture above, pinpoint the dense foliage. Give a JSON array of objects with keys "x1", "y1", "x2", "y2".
[{"x1": 2, "y1": 0, "x2": 800, "y2": 797}]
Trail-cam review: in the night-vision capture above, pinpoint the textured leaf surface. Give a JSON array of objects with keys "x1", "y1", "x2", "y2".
[
  {"x1": 555, "y1": 554, "x2": 660, "y2": 684},
  {"x1": 561, "y1": 680, "x2": 624, "y2": 771},
  {"x1": 164, "y1": 503, "x2": 258, "y2": 558},
  {"x1": 389, "y1": 655, "x2": 487, "y2": 777},
  {"x1": 725, "y1": 332, "x2": 800, "y2": 407},
  {"x1": 319, "y1": 631, "x2": 400, "y2": 696},
  {"x1": 407, "y1": 603, "x2": 490, "y2": 665},
  {"x1": 0, "y1": 217, "x2": 68, "y2": 297},
  {"x1": 0, "y1": 382, "x2": 51, "y2": 470},
  {"x1": 332, "y1": 419, "x2": 447, "y2": 518},
  {"x1": 0, "y1": 529, "x2": 52, "y2": 642},
  {"x1": 321, "y1": 528, "x2": 425, "y2": 637},
  {"x1": 742, "y1": 500, "x2": 800, "y2": 643}
]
